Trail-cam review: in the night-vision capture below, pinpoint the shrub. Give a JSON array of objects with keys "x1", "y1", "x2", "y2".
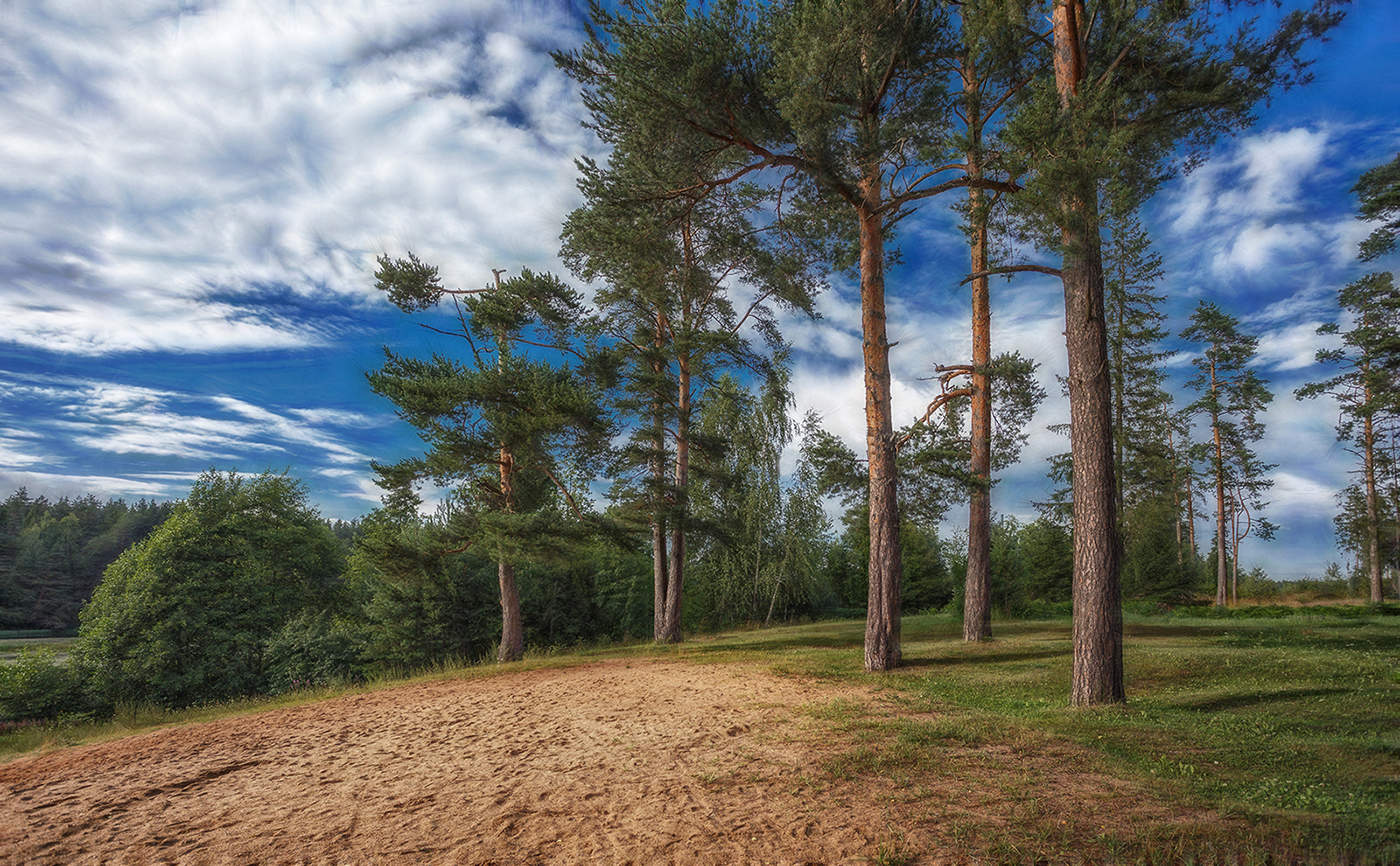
[
  {"x1": 0, "y1": 648, "x2": 84, "y2": 722},
  {"x1": 264, "y1": 611, "x2": 371, "y2": 694},
  {"x1": 74, "y1": 471, "x2": 345, "y2": 710}
]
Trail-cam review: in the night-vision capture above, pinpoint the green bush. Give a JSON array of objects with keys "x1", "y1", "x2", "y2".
[
  {"x1": 0, "y1": 648, "x2": 84, "y2": 722},
  {"x1": 74, "y1": 471, "x2": 346, "y2": 710},
  {"x1": 264, "y1": 611, "x2": 370, "y2": 694}
]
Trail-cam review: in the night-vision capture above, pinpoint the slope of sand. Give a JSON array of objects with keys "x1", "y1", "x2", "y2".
[{"x1": 0, "y1": 659, "x2": 1210, "y2": 864}]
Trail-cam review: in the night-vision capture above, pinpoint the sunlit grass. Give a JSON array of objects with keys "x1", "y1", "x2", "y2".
[{"x1": 666, "y1": 610, "x2": 1399, "y2": 862}]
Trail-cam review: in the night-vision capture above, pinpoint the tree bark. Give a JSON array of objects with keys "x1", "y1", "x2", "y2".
[
  {"x1": 1210, "y1": 360, "x2": 1228, "y2": 607},
  {"x1": 649, "y1": 306, "x2": 676, "y2": 642},
  {"x1": 962, "y1": 56, "x2": 993, "y2": 643},
  {"x1": 1362, "y1": 379, "x2": 1382, "y2": 602},
  {"x1": 651, "y1": 350, "x2": 670, "y2": 640},
  {"x1": 859, "y1": 179, "x2": 903, "y2": 673},
  {"x1": 495, "y1": 318, "x2": 524, "y2": 664},
  {"x1": 661, "y1": 358, "x2": 691, "y2": 642},
  {"x1": 1055, "y1": 0, "x2": 1124, "y2": 706},
  {"x1": 652, "y1": 516, "x2": 668, "y2": 640},
  {"x1": 497, "y1": 559, "x2": 523, "y2": 662},
  {"x1": 963, "y1": 203, "x2": 993, "y2": 638}
]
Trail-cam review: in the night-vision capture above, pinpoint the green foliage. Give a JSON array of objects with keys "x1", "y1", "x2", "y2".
[
  {"x1": 1355, "y1": 153, "x2": 1400, "y2": 262},
  {"x1": 1018, "y1": 517, "x2": 1073, "y2": 603},
  {"x1": 685, "y1": 375, "x2": 835, "y2": 629},
  {"x1": 348, "y1": 511, "x2": 500, "y2": 670},
  {"x1": 73, "y1": 471, "x2": 345, "y2": 710},
  {"x1": 0, "y1": 648, "x2": 84, "y2": 722},
  {"x1": 264, "y1": 611, "x2": 371, "y2": 694}
]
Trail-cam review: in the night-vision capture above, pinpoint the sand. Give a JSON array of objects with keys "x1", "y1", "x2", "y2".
[{"x1": 0, "y1": 659, "x2": 1212, "y2": 864}]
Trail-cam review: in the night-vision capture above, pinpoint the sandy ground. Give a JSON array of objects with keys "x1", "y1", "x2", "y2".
[{"x1": 0, "y1": 659, "x2": 1211, "y2": 864}]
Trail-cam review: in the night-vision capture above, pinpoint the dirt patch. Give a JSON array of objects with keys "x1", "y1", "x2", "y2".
[{"x1": 0, "y1": 660, "x2": 1221, "y2": 864}]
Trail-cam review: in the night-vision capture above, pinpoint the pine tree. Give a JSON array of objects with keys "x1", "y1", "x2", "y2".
[
  {"x1": 932, "y1": 0, "x2": 1044, "y2": 642},
  {"x1": 1355, "y1": 154, "x2": 1400, "y2": 263},
  {"x1": 1298, "y1": 271, "x2": 1400, "y2": 602},
  {"x1": 561, "y1": 147, "x2": 813, "y2": 644},
  {"x1": 1181, "y1": 301, "x2": 1277, "y2": 607},
  {"x1": 369, "y1": 260, "x2": 612, "y2": 662},
  {"x1": 999, "y1": 0, "x2": 1341, "y2": 703},
  {"x1": 558, "y1": 0, "x2": 1015, "y2": 671}
]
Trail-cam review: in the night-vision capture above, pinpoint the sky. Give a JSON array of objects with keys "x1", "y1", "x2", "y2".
[{"x1": 1, "y1": 0, "x2": 1397, "y2": 579}]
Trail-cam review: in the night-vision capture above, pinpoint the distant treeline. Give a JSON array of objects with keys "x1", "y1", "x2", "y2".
[
  {"x1": 0, "y1": 491, "x2": 175, "y2": 630},
  {"x1": 0, "y1": 488, "x2": 358, "y2": 631}
]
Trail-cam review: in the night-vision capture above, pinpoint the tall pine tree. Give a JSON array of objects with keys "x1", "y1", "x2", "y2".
[
  {"x1": 999, "y1": 0, "x2": 1341, "y2": 703},
  {"x1": 1182, "y1": 301, "x2": 1276, "y2": 607},
  {"x1": 558, "y1": 0, "x2": 1016, "y2": 671},
  {"x1": 369, "y1": 261, "x2": 611, "y2": 661}
]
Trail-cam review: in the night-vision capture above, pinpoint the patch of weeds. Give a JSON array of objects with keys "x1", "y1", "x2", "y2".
[{"x1": 868, "y1": 830, "x2": 912, "y2": 866}]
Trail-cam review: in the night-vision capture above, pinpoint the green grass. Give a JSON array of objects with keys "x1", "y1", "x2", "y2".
[
  {"x1": 673, "y1": 611, "x2": 1400, "y2": 862},
  {"x1": 2, "y1": 611, "x2": 1395, "y2": 862},
  {"x1": 0, "y1": 636, "x2": 75, "y2": 663}
]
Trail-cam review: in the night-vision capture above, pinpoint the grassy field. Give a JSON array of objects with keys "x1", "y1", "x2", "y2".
[
  {"x1": 0, "y1": 636, "x2": 75, "y2": 664},
  {"x1": 3, "y1": 610, "x2": 1396, "y2": 862},
  {"x1": 679, "y1": 611, "x2": 1400, "y2": 862}
]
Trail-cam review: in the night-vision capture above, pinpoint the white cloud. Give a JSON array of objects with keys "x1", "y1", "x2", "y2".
[
  {"x1": 1269, "y1": 470, "x2": 1341, "y2": 518},
  {"x1": 0, "y1": 371, "x2": 383, "y2": 504},
  {"x1": 0, "y1": 0, "x2": 596, "y2": 355},
  {"x1": 1236, "y1": 127, "x2": 1330, "y2": 216},
  {"x1": 1253, "y1": 320, "x2": 1339, "y2": 371},
  {"x1": 0, "y1": 470, "x2": 181, "y2": 500}
]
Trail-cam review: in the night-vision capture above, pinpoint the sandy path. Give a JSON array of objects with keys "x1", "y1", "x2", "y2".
[
  {"x1": 0, "y1": 661, "x2": 892, "y2": 865},
  {"x1": 0, "y1": 659, "x2": 1217, "y2": 864}
]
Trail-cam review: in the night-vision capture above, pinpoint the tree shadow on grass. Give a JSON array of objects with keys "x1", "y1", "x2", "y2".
[
  {"x1": 1177, "y1": 687, "x2": 1352, "y2": 713},
  {"x1": 899, "y1": 648, "x2": 1069, "y2": 669}
]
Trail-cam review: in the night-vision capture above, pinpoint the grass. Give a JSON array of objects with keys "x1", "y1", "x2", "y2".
[
  {"x1": 675, "y1": 611, "x2": 1400, "y2": 862},
  {"x1": 2, "y1": 610, "x2": 1395, "y2": 862},
  {"x1": 0, "y1": 636, "x2": 76, "y2": 664}
]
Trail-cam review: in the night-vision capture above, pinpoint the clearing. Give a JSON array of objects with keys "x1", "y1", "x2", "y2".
[{"x1": 0, "y1": 614, "x2": 1395, "y2": 863}]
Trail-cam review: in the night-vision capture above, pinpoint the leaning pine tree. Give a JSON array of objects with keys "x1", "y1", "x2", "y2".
[
  {"x1": 999, "y1": 0, "x2": 1343, "y2": 704},
  {"x1": 369, "y1": 259, "x2": 612, "y2": 662}
]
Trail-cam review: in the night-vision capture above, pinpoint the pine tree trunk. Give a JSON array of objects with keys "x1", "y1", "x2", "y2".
[
  {"x1": 651, "y1": 354, "x2": 669, "y2": 641},
  {"x1": 1362, "y1": 388, "x2": 1382, "y2": 602},
  {"x1": 646, "y1": 335, "x2": 669, "y2": 640},
  {"x1": 1210, "y1": 368, "x2": 1228, "y2": 608},
  {"x1": 858, "y1": 182, "x2": 902, "y2": 673},
  {"x1": 1169, "y1": 426, "x2": 1183, "y2": 563},
  {"x1": 661, "y1": 359, "x2": 691, "y2": 642},
  {"x1": 652, "y1": 518, "x2": 668, "y2": 639},
  {"x1": 963, "y1": 70, "x2": 992, "y2": 642},
  {"x1": 1055, "y1": 0, "x2": 1124, "y2": 706},
  {"x1": 497, "y1": 559, "x2": 523, "y2": 662},
  {"x1": 496, "y1": 412, "x2": 523, "y2": 662}
]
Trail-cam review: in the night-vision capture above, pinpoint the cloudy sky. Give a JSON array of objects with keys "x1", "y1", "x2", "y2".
[{"x1": 2, "y1": 0, "x2": 1396, "y2": 578}]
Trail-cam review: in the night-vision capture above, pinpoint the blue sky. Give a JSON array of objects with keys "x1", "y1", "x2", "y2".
[{"x1": 1, "y1": 0, "x2": 1396, "y2": 579}]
